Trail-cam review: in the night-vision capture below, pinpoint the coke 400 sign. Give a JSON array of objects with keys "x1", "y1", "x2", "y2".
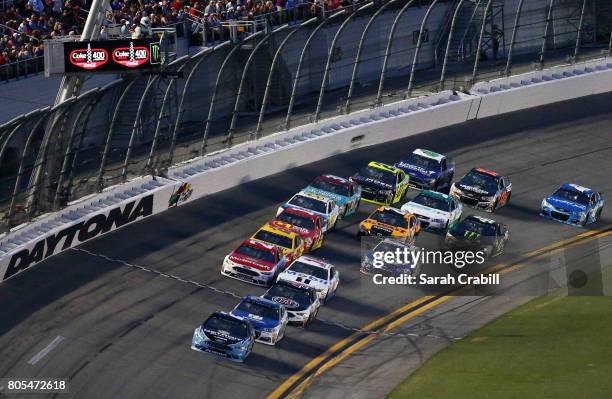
[{"x1": 64, "y1": 38, "x2": 161, "y2": 73}]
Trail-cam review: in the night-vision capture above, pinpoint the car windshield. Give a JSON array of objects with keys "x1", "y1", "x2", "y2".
[
  {"x1": 404, "y1": 153, "x2": 441, "y2": 171},
  {"x1": 358, "y1": 166, "x2": 396, "y2": 185},
  {"x1": 370, "y1": 210, "x2": 408, "y2": 228},
  {"x1": 288, "y1": 195, "x2": 327, "y2": 214},
  {"x1": 202, "y1": 315, "x2": 248, "y2": 339},
  {"x1": 452, "y1": 218, "x2": 496, "y2": 237},
  {"x1": 253, "y1": 230, "x2": 293, "y2": 249},
  {"x1": 412, "y1": 193, "x2": 450, "y2": 211},
  {"x1": 289, "y1": 261, "x2": 328, "y2": 280},
  {"x1": 460, "y1": 171, "x2": 498, "y2": 192},
  {"x1": 235, "y1": 300, "x2": 279, "y2": 320},
  {"x1": 266, "y1": 284, "x2": 311, "y2": 306},
  {"x1": 553, "y1": 188, "x2": 590, "y2": 205},
  {"x1": 235, "y1": 244, "x2": 276, "y2": 263},
  {"x1": 276, "y1": 212, "x2": 315, "y2": 230},
  {"x1": 311, "y1": 177, "x2": 350, "y2": 196}
]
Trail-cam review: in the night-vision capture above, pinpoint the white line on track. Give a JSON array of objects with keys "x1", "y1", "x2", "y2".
[{"x1": 28, "y1": 336, "x2": 64, "y2": 365}]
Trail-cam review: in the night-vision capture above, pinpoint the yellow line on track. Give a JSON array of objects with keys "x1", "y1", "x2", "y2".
[{"x1": 267, "y1": 224, "x2": 612, "y2": 399}]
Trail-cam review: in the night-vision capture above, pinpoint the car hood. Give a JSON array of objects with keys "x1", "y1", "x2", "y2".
[
  {"x1": 396, "y1": 161, "x2": 440, "y2": 179},
  {"x1": 279, "y1": 271, "x2": 328, "y2": 291},
  {"x1": 263, "y1": 293, "x2": 309, "y2": 311},
  {"x1": 403, "y1": 202, "x2": 450, "y2": 219},
  {"x1": 545, "y1": 195, "x2": 587, "y2": 212},
  {"x1": 352, "y1": 175, "x2": 393, "y2": 190},
  {"x1": 230, "y1": 310, "x2": 278, "y2": 330},
  {"x1": 228, "y1": 253, "x2": 274, "y2": 271},
  {"x1": 303, "y1": 187, "x2": 349, "y2": 205},
  {"x1": 202, "y1": 328, "x2": 244, "y2": 345},
  {"x1": 448, "y1": 231, "x2": 495, "y2": 246}
]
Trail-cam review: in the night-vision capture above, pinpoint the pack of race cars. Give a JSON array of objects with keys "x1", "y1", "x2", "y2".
[{"x1": 192, "y1": 148, "x2": 604, "y2": 362}]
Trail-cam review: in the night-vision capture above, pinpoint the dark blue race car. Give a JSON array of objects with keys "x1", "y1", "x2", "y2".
[
  {"x1": 230, "y1": 296, "x2": 288, "y2": 346},
  {"x1": 541, "y1": 183, "x2": 604, "y2": 226},
  {"x1": 191, "y1": 311, "x2": 255, "y2": 362},
  {"x1": 395, "y1": 149, "x2": 455, "y2": 192}
]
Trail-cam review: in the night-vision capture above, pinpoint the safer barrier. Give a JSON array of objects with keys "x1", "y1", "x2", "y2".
[{"x1": 1, "y1": 57, "x2": 611, "y2": 283}]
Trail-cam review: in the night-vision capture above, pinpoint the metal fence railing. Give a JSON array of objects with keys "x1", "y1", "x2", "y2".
[
  {"x1": 0, "y1": 57, "x2": 45, "y2": 82},
  {"x1": 1, "y1": 0, "x2": 610, "y2": 233}
]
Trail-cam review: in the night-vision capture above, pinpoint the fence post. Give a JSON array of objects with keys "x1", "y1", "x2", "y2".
[
  {"x1": 537, "y1": 0, "x2": 555, "y2": 67},
  {"x1": 504, "y1": 0, "x2": 524, "y2": 76},
  {"x1": 407, "y1": 0, "x2": 440, "y2": 98},
  {"x1": 439, "y1": 0, "x2": 465, "y2": 91},
  {"x1": 572, "y1": 0, "x2": 587, "y2": 62},
  {"x1": 470, "y1": 0, "x2": 493, "y2": 84}
]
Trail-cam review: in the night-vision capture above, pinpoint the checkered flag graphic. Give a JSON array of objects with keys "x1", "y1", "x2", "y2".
[
  {"x1": 129, "y1": 41, "x2": 135, "y2": 62},
  {"x1": 87, "y1": 43, "x2": 92, "y2": 64}
]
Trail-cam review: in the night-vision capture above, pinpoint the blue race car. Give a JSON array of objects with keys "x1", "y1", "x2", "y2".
[
  {"x1": 191, "y1": 312, "x2": 255, "y2": 362},
  {"x1": 303, "y1": 174, "x2": 362, "y2": 218},
  {"x1": 540, "y1": 183, "x2": 604, "y2": 226},
  {"x1": 230, "y1": 296, "x2": 288, "y2": 346},
  {"x1": 395, "y1": 149, "x2": 455, "y2": 192}
]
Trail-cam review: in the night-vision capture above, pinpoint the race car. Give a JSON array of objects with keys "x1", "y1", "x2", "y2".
[
  {"x1": 361, "y1": 238, "x2": 422, "y2": 277},
  {"x1": 262, "y1": 280, "x2": 321, "y2": 327},
  {"x1": 357, "y1": 206, "x2": 420, "y2": 243},
  {"x1": 395, "y1": 149, "x2": 455, "y2": 192},
  {"x1": 450, "y1": 168, "x2": 511, "y2": 212},
  {"x1": 445, "y1": 215, "x2": 509, "y2": 259},
  {"x1": 230, "y1": 296, "x2": 288, "y2": 346},
  {"x1": 303, "y1": 174, "x2": 362, "y2": 218},
  {"x1": 350, "y1": 162, "x2": 409, "y2": 205},
  {"x1": 191, "y1": 311, "x2": 255, "y2": 362},
  {"x1": 221, "y1": 239, "x2": 287, "y2": 286},
  {"x1": 277, "y1": 191, "x2": 340, "y2": 232},
  {"x1": 401, "y1": 190, "x2": 462, "y2": 233},
  {"x1": 276, "y1": 255, "x2": 339, "y2": 304},
  {"x1": 269, "y1": 207, "x2": 325, "y2": 252},
  {"x1": 251, "y1": 224, "x2": 305, "y2": 265},
  {"x1": 540, "y1": 183, "x2": 604, "y2": 226}
]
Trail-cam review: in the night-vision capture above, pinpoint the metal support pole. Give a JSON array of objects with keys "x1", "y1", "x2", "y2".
[
  {"x1": 285, "y1": 11, "x2": 345, "y2": 130},
  {"x1": 256, "y1": 19, "x2": 316, "y2": 138},
  {"x1": 96, "y1": 79, "x2": 137, "y2": 191},
  {"x1": 0, "y1": 122, "x2": 24, "y2": 167},
  {"x1": 345, "y1": 0, "x2": 399, "y2": 114},
  {"x1": 166, "y1": 63, "x2": 191, "y2": 165},
  {"x1": 572, "y1": 0, "x2": 587, "y2": 62},
  {"x1": 6, "y1": 112, "x2": 48, "y2": 229},
  {"x1": 504, "y1": 0, "x2": 524, "y2": 76},
  {"x1": 537, "y1": 0, "x2": 555, "y2": 67},
  {"x1": 53, "y1": 94, "x2": 99, "y2": 209},
  {"x1": 407, "y1": 0, "x2": 440, "y2": 98},
  {"x1": 229, "y1": 26, "x2": 289, "y2": 142},
  {"x1": 315, "y1": 5, "x2": 370, "y2": 122},
  {"x1": 470, "y1": 0, "x2": 493, "y2": 84},
  {"x1": 608, "y1": 27, "x2": 612, "y2": 57},
  {"x1": 122, "y1": 76, "x2": 158, "y2": 182},
  {"x1": 203, "y1": 33, "x2": 262, "y2": 154},
  {"x1": 376, "y1": 0, "x2": 416, "y2": 106},
  {"x1": 439, "y1": 0, "x2": 465, "y2": 90}
]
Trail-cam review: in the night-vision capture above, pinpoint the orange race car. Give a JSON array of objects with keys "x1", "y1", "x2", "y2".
[{"x1": 357, "y1": 206, "x2": 420, "y2": 244}]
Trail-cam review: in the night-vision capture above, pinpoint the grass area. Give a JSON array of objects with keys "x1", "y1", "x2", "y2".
[{"x1": 389, "y1": 296, "x2": 612, "y2": 399}]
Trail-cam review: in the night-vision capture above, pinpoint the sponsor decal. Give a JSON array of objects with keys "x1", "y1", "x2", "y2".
[
  {"x1": 4, "y1": 195, "x2": 153, "y2": 281},
  {"x1": 69, "y1": 43, "x2": 109, "y2": 70},
  {"x1": 459, "y1": 184, "x2": 489, "y2": 195},
  {"x1": 271, "y1": 296, "x2": 299, "y2": 309},
  {"x1": 168, "y1": 182, "x2": 193, "y2": 207},
  {"x1": 112, "y1": 41, "x2": 150, "y2": 68}
]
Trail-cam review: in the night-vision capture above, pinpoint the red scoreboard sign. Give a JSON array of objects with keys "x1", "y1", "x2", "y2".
[{"x1": 63, "y1": 39, "x2": 161, "y2": 73}]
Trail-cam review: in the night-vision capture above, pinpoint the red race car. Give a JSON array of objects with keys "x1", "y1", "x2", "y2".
[
  {"x1": 221, "y1": 239, "x2": 288, "y2": 286},
  {"x1": 268, "y1": 207, "x2": 326, "y2": 252}
]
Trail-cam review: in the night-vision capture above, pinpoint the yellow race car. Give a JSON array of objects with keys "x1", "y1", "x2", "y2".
[
  {"x1": 251, "y1": 224, "x2": 306, "y2": 264},
  {"x1": 357, "y1": 206, "x2": 420, "y2": 243},
  {"x1": 350, "y1": 162, "x2": 409, "y2": 205}
]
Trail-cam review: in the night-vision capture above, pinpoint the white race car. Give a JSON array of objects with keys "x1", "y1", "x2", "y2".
[
  {"x1": 276, "y1": 255, "x2": 339, "y2": 304},
  {"x1": 262, "y1": 280, "x2": 321, "y2": 327},
  {"x1": 401, "y1": 190, "x2": 462, "y2": 233},
  {"x1": 277, "y1": 191, "x2": 340, "y2": 232}
]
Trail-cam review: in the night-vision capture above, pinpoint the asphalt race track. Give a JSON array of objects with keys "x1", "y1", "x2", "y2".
[{"x1": 1, "y1": 92, "x2": 611, "y2": 399}]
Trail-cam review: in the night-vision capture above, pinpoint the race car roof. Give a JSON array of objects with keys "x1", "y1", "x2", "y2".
[
  {"x1": 241, "y1": 238, "x2": 281, "y2": 252},
  {"x1": 413, "y1": 148, "x2": 444, "y2": 162},
  {"x1": 472, "y1": 167, "x2": 500, "y2": 177},
  {"x1": 273, "y1": 279, "x2": 317, "y2": 293},
  {"x1": 242, "y1": 295, "x2": 283, "y2": 310},
  {"x1": 256, "y1": 224, "x2": 299, "y2": 239},
  {"x1": 292, "y1": 255, "x2": 333, "y2": 270},
  {"x1": 373, "y1": 238, "x2": 416, "y2": 250},
  {"x1": 367, "y1": 161, "x2": 400, "y2": 173},
  {"x1": 377, "y1": 206, "x2": 408, "y2": 215},
  {"x1": 278, "y1": 205, "x2": 321, "y2": 220},
  {"x1": 466, "y1": 215, "x2": 497, "y2": 225},
  {"x1": 560, "y1": 183, "x2": 593, "y2": 195},
  {"x1": 294, "y1": 190, "x2": 334, "y2": 205},
  {"x1": 319, "y1": 174, "x2": 353, "y2": 186},
  {"x1": 419, "y1": 190, "x2": 451, "y2": 201}
]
